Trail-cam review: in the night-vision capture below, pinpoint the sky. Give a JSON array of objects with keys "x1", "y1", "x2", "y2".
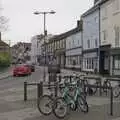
[{"x1": 1, "y1": 0, "x2": 93, "y2": 45}]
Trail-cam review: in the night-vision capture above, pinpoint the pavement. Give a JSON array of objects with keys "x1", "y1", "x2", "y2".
[
  {"x1": 0, "y1": 66, "x2": 13, "y2": 80},
  {"x1": 0, "y1": 66, "x2": 120, "y2": 120},
  {"x1": 0, "y1": 81, "x2": 120, "y2": 120}
]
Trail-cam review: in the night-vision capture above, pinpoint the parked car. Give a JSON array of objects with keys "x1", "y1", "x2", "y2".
[
  {"x1": 26, "y1": 63, "x2": 35, "y2": 72},
  {"x1": 13, "y1": 64, "x2": 31, "y2": 76}
]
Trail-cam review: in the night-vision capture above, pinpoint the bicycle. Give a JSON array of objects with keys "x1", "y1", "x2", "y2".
[
  {"x1": 113, "y1": 81, "x2": 120, "y2": 98},
  {"x1": 37, "y1": 76, "x2": 69, "y2": 116},
  {"x1": 53, "y1": 79, "x2": 88, "y2": 119},
  {"x1": 86, "y1": 78, "x2": 111, "y2": 95}
]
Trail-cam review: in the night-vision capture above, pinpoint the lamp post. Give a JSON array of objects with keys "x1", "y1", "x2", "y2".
[{"x1": 34, "y1": 10, "x2": 56, "y2": 82}]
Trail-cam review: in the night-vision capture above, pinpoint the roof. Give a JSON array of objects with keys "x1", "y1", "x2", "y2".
[
  {"x1": 99, "y1": 0, "x2": 109, "y2": 5},
  {"x1": 81, "y1": 5, "x2": 99, "y2": 17},
  {"x1": 48, "y1": 26, "x2": 82, "y2": 43},
  {"x1": 12, "y1": 42, "x2": 31, "y2": 48},
  {"x1": 0, "y1": 40, "x2": 9, "y2": 47},
  {"x1": 81, "y1": 0, "x2": 109, "y2": 17}
]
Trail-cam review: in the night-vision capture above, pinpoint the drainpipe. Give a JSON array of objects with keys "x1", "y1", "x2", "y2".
[
  {"x1": 98, "y1": 5, "x2": 101, "y2": 74},
  {"x1": 81, "y1": 18, "x2": 83, "y2": 72}
]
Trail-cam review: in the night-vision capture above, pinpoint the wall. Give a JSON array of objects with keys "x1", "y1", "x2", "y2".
[
  {"x1": 82, "y1": 8, "x2": 99, "y2": 50},
  {"x1": 100, "y1": 0, "x2": 120, "y2": 48}
]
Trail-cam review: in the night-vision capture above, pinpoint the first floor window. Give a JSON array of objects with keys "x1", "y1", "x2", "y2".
[{"x1": 114, "y1": 26, "x2": 119, "y2": 47}]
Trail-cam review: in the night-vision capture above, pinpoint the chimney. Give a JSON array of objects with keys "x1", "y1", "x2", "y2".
[
  {"x1": 77, "y1": 20, "x2": 82, "y2": 29},
  {"x1": 45, "y1": 30, "x2": 47, "y2": 36}
]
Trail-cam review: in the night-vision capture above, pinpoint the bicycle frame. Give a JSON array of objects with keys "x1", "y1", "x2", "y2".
[{"x1": 62, "y1": 84, "x2": 82, "y2": 109}]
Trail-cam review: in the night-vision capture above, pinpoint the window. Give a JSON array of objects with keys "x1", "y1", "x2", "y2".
[
  {"x1": 78, "y1": 39, "x2": 79, "y2": 45},
  {"x1": 102, "y1": 7, "x2": 107, "y2": 19},
  {"x1": 72, "y1": 39, "x2": 74, "y2": 47},
  {"x1": 69, "y1": 41, "x2": 71, "y2": 49},
  {"x1": 95, "y1": 17, "x2": 98, "y2": 23},
  {"x1": 114, "y1": 56, "x2": 120, "y2": 69},
  {"x1": 103, "y1": 30, "x2": 107, "y2": 41},
  {"x1": 95, "y1": 38, "x2": 98, "y2": 47},
  {"x1": 114, "y1": 26, "x2": 119, "y2": 47},
  {"x1": 54, "y1": 42, "x2": 56, "y2": 49},
  {"x1": 114, "y1": 0, "x2": 119, "y2": 12},
  {"x1": 104, "y1": 56, "x2": 109, "y2": 70},
  {"x1": 87, "y1": 39, "x2": 90, "y2": 48}
]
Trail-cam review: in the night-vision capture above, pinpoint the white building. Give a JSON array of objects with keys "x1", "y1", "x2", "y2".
[
  {"x1": 31, "y1": 34, "x2": 53, "y2": 65},
  {"x1": 100, "y1": 0, "x2": 120, "y2": 76},
  {"x1": 65, "y1": 21, "x2": 83, "y2": 70},
  {"x1": 31, "y1": 35, "x2": 40, "y2": 64},
  {"x1": 38, "y1": 34, "x2": 53, "y2": 65}
]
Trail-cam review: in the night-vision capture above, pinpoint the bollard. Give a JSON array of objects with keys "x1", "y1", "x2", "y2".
[
  {"x1": 99, "y1": 79, "x2": 102, "y2": 96},
  {"x1": 24, "y1": 82, "x2": 27, "y2": 101},
  {"x1": 37, "y1": 82, "x2": 43, "y2": 99},
  {"x1": 110, "y1": 87, "x2": 113, "y2": 116}
]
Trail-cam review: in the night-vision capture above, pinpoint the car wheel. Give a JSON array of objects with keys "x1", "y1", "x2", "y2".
[{"x1": 13, "y1": 74, "x2": 16, "y2": 77}]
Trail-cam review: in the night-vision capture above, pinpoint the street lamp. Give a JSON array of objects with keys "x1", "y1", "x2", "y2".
[{"x1": 34, "y1": 10, "x2": 56, "y2": 82}]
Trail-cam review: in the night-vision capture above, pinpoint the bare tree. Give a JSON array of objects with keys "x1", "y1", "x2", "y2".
[{"x1": 0, "y1": 16, "x2": 9, "y2": 32}]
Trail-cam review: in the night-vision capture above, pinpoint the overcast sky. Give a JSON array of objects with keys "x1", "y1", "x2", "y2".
[{"x1": 1, "y1": 0, "x2": 93, "y2": 45}]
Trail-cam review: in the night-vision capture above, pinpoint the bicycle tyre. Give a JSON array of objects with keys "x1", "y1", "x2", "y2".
[
  {"x1": 53, "y1": 97, "x2": 68, "y2": 119},
  {"x1": 113, "y1": 85, "x2": 120, "y2": 98},
  {"x1": 103, "y1": 80, "x2": 111, "y2": 92},
  {"x1": 77, "y1": 95, "x2": 88, "y2": 113},
  {"x1": 37, "y1": 95, "x2": 53, "y2": 116},
  {"x1": 91, "y1": 82, "x2": 98, "y2": 95}
]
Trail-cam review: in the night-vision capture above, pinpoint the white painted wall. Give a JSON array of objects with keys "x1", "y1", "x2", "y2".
[
  {"x1": 100, "y1": 0, "x2": 120, "y2": 48},
  {"x1": 66, "y1": 32, "x2": 82, "y2": 50},
  {"x1": 65, "y1": 31, "x2": 82, "y2": 69}
]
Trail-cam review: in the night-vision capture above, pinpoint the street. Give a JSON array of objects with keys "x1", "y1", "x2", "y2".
[{"x1": 0, "y1": 66, "x2": 120, "y2": 120}]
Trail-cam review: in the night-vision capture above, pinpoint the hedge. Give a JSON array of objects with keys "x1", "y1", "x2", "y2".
[{"x1": 0, "y1": 52, "x2": 11, "y2": 67}]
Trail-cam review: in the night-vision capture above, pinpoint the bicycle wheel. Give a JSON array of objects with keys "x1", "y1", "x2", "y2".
[
  {"x1": 37, "y1": 95, "x2": 53, "y2": 116},
  {"x1": 113, "y1": 85, "x2": 120, "y2": 98},
  {"x1": 103, "y1": 80, "x2": 111, "y2": 93},
  {"x1": 77, "y1": 95, "x2": 88, "y2": 113},
  {"x1": 91, "y1": 82, "x2": 98, "y2": 95},
  {"x1": 53, "y1": 97, "x2": 68, "y2": 119}
]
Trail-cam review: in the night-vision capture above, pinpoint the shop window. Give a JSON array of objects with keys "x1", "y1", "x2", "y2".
[
  {"x1": 104, "y1": 56, "x2": 109, "y2": 70},
  {"x1": 95, "y1": 38, "x2": 98, "y2": 47},
  {"x1": 114, "y1": 56, "x2": 120, "y2": 69}
]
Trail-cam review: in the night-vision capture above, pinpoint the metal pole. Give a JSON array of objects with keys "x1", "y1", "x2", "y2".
[
  {"x1": 110, "y1": 87, "x2": 113, "y2": 116},
  {"x1": 24, "y1": 82, "x2": 27, "y2": 101},
  {"x1": 37, "y1": 82, "x2": 43, "y2": 99},
  {"x1": 43, "y1": 12, "x2": 46, "y2": 82}
]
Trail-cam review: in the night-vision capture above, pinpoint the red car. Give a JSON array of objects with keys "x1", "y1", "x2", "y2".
[{"x1": 13, "y1": 64, "x2": 31, "y2": 76}]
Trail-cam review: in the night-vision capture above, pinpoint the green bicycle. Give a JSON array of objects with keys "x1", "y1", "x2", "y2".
[{"x1": 53, "y1": 80, "x2": 89, "y2": 119}]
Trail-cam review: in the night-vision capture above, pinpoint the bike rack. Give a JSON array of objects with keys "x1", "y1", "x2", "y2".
[
  {"x1": 24, "y1": 82, "x2": 43, "y2": 101},
  {"x1": 84, "y1": 84, "x2": 113, "y2": 116},
  {"x1": 83, "y1": 76, "x2": 102, "y2": 96}
]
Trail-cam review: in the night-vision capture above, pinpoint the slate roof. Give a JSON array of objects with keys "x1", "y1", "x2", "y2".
[
  {"x1": 81, "y1": 0, "x2": 109, "y2": 17},
  {"x1": 47, "y1": 26, "x2": 82, "y2": 43}
]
